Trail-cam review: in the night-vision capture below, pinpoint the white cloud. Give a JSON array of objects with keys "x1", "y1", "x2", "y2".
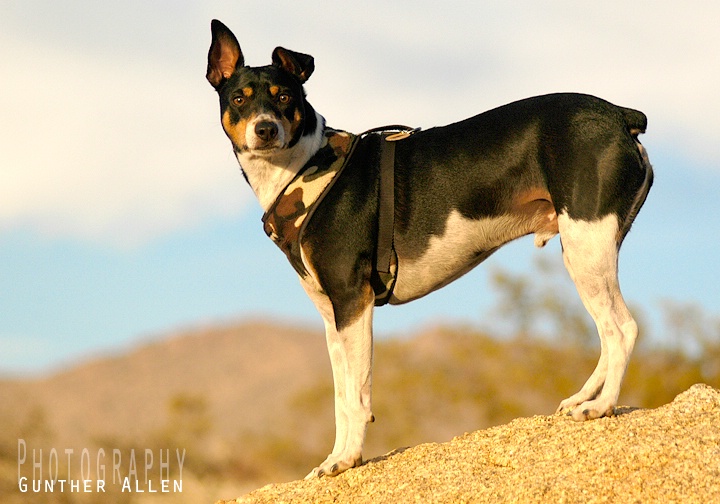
[
  {"x1": 1, "y1": 1, "x2": 719, "y2": 248},
  {"x1": 308, "y1": 1, "x2": 720, "y2": 170},
  {"x1": 0, "y1": 33, "x2": 251, "y2": 249}
]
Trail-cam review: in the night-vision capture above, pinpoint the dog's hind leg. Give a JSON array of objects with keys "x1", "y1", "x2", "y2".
[
  {"x1": 556, "y1": 213, "x2": 638, "y2": 421},
  {"x1": 300, "y1": 276, "x2": 375, "y2": 478}
]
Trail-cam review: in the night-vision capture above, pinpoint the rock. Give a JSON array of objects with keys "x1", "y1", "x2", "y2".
[{"x1": 217, "y1": 384, "x2": 720, "y2": 503}]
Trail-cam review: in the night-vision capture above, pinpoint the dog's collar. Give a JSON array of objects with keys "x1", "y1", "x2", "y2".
[{"x1": 262, "y1": 128, "x2": 359, "y2": 277}]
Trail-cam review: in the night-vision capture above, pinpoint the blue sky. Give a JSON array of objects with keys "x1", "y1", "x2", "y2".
[{"x1": 1, "y1": 1, "x2": 719, "y2": 375}]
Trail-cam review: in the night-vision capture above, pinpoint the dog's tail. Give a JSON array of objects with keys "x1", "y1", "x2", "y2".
[
  {"x1": 621, "y1": 107, "x2": 647, "y2": 138},
  {"x1": 618, "y1": 107, "x2": 653, "y2": 245}
]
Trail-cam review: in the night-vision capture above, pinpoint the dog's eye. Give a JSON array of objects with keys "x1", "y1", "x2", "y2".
[
  {"x1": 232, "y1": 96, "x2": 245, "y2": 106},
  {"x1": 278, "y1": 93, "x2": 291, "y2": 104}
]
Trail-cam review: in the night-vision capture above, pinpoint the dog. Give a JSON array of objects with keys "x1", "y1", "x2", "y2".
[{"x1": 206, "y1": 19, "x2": 653, "y2": 478}]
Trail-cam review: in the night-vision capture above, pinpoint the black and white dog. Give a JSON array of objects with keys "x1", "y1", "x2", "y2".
[{"x1": 206, "y1": 20, "x2": 653, "y2": 478}]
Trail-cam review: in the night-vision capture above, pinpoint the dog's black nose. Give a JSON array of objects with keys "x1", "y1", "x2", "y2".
[{"x1": 255, "y1": 121, "x2": 279, "y2": 142}]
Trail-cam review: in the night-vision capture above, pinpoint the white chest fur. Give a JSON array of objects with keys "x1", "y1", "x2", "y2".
[{"x1": 236, "y1": 111, "x2": 325, "y2": 211}]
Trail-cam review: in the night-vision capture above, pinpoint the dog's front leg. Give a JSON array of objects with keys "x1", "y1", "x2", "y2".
[{"x1": 300, "y1": 276, "x2": 374, "y2": 478}]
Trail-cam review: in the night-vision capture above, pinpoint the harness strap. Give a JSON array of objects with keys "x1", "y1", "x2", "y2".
[
  {"x1": 371, "y1": 126, "x2": 420, "y2": 306},
  {"x1": 376, "y1": 134, "x2": 396, "y2": 274},
  {"x1": 261, "y1": 125, "x2": 418, "y2": 307}
]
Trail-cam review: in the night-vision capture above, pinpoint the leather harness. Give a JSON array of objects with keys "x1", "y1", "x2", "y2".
[{"x1": 262, "y1": 125, "x2": 418, "y2": 306}]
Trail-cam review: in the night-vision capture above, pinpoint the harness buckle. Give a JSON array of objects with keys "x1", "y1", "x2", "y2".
[{"x1": 385, "y1": 127, "x2": 421, "y2": 142}]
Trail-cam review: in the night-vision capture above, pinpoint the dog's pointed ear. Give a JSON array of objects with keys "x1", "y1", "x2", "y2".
[
  {"x1": 207, "y1": 20, "x2": 244, "y2": 89},
  {"x1": 272, "y1": 47, "x2": 315, "y2": 84}
]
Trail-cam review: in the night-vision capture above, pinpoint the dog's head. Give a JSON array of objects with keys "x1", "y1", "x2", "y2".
[{"x1": 206, "y1": 20, "x2": 318, "y2": 156}]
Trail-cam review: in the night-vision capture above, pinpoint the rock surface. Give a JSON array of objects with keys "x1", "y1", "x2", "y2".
[{"x1": 218, "y1": 384, "x2": 720, "y2": 503}]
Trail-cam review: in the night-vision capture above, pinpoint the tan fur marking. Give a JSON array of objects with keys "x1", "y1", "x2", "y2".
[
  {"x1": 269, "y1": 85, "x2": 280, "y2": 96},
  {"x1": 512, "y1": 187, "x2": 552, "y2": 206},
  {"x1": 299, "y1": 244, "x2": 325, "y2": 295},
  {"x1": 511, "y1": 188, "x2": 558, "y2": 246},
  {"x1": 280, "y1": 116, "x2": 295, "y2": 144},
  {"x1": 242, "y1": 87, "x2": 253, "y2": 97},
  {"x1": 512, "y1": 188, "x2": 557, "y2": 220},
  {"x1": 222, "y1": 110, "x2": 248, "y2": 149}
]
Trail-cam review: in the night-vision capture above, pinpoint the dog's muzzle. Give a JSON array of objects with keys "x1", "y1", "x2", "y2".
[
  {"x1": 254, "y1": 121, "x2": 279, "y2": 143},
  {"x1": 247, "y1": 116, "x2": 285, "y2": 152}
]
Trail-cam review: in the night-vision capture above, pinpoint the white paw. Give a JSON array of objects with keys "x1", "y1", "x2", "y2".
[
  {"x1": 566, "y1": 399, "x2": 616, "y2": 422},
  {"x1": 556, "y1": 388, "x2": 601, "y2": 415},
  {"x1": 305, "y1": 453, "x2": 362, "y2": 479},
  {"x1": 556, "y1": 396, "x2": 583, "y2": 414}
]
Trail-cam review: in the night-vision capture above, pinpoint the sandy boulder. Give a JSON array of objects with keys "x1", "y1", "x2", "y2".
[{"x1": 219, "y1": 383, "x2": 720, "y2": 503}]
